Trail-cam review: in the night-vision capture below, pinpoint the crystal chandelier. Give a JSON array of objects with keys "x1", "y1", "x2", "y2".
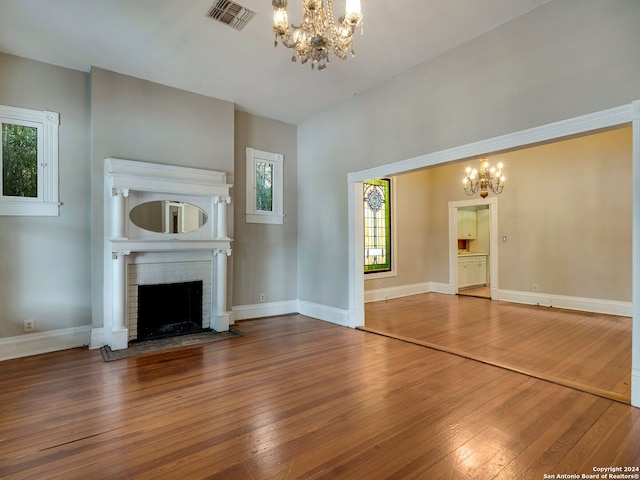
[
  {"x1": 463, "y1": 158, "x2": 506, "y2": 198},
  {"x1": 272, "y1": 0, "x2": 363, "y2": 71}
]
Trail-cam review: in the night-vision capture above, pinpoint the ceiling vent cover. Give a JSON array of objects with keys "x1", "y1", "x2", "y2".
[{"x1": 206, "y1": 0, "x2": 256, "y2": 31}]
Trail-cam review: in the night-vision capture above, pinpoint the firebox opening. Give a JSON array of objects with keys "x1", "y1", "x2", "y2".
[{"x1": 136, "y1": 280, "x2": 207, "y2": 342}]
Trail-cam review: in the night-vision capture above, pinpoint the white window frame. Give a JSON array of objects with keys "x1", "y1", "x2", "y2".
[
  {"x1": 246, "y1": 147, "x2": 284, "y2": 224},
  {"x1": 0, "y1": 104, "x2": 59, "y2": 216}
]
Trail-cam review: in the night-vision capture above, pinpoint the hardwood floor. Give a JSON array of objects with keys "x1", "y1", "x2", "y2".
[
  {"x1": 1, "y1": 314, "x2": 639, "y2": 479},
  {"x1": 364, "y1": 293, "x2": 632, "y2": 403}
]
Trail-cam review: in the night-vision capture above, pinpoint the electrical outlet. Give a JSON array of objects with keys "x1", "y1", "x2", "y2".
[
  {"x1": 533, "y1": 284, "x2": 539, "y2": 292},
  {"x1": 24, "y1": 319, "x2": 35, "y2": 332},
  {"x1": 259, "y1": 293, "x2": 266, "y2": 302}
]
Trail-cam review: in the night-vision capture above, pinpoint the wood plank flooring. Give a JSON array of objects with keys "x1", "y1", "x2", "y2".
[
  {"x1": 1, "y1": 314, "x2": 639, "y2": 479},
  {"x1": 364, "y1": 293, "x2": 632, "y2": 403}
]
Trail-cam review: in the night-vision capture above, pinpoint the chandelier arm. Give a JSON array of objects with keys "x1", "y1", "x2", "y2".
[
  {"x1": 464, "y1": 179, "x2": 479, "y2": 196},
  {"x1": 279, "y1": 23, "x2": 302, "y2": 48}
]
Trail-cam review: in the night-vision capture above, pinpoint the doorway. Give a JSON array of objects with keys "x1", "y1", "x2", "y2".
[{"x1": 448, "y1": 197, "x2": 498, "y2": 300}]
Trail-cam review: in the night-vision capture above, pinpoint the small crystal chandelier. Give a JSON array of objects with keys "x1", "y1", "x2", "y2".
[
  {"x1": 272, "y1": 0, "x2": 364, "y2": 71},
  {"x1": 463, "y1": 158, "x2": 506, "y2": 198}
]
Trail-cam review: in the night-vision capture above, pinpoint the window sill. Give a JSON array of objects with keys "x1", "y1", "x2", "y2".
[
  {"x1": 364, "y1": 270, "x2": 397, "y2": 280},
  {"x1": 0, "y1": 202, "x2": 60, "y2": 216},
  {"x1": 246, "y1": 213, "x2": 284, "y2": 225}
]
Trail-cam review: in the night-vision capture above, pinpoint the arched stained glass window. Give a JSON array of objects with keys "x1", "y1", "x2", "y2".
[{"x1": 364, "y1": 178, "x2": 391, "y2": 273}]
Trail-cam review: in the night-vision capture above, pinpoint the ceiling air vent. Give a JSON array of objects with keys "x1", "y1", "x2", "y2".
[{"x1": 206, "y1": 0, "x2": 256, "y2": 31}]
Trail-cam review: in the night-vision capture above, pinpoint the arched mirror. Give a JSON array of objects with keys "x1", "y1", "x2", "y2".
[{"x1": 130, "y1": 201, "x2": 207, "y2": 234}]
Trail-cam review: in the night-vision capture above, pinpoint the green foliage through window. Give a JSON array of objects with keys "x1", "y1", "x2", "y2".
[
  {"x1": 256, "y1": 161, "x2": 273, "y2": 212},
  {"x1": 2, "y1": 123, "x2": 38, "y2": 198}
]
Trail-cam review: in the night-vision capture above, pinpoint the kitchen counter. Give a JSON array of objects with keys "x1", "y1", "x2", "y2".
[{"x1": 458, "y1": 253, "x2": 488, "y2": 288}]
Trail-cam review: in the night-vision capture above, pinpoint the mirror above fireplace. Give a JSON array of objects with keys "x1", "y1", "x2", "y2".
[{"x1": 129, "y1": 200, "x2": 207, "y2": 234}]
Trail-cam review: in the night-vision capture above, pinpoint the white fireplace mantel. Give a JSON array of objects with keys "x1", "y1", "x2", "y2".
[{"x1": 98, "y1": 158, "x2": 233, "y2": 351}]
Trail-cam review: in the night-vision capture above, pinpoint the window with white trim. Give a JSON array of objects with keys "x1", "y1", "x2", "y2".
[
  {"x1": 246, "y1": 147, "x2": 284, "y2": 224},
  {"x1": 0, "y1": 104, "x2": 59, "y2": 216}
]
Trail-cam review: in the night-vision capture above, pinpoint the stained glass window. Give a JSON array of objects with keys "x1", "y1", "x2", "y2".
[{"x1": 364, "y1": 178, "x2": 391, "y2": 273}]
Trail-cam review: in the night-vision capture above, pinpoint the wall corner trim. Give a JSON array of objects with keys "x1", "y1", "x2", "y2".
[
  {"x1": 632, "y1": 368, "x2": 640, "y2": 407},
  {"x1": 631, "y1": 100, "x2": 640, "y2": 119},
  {"x1": 297, "y1": 300, "x2": 350, "y2": 327}
]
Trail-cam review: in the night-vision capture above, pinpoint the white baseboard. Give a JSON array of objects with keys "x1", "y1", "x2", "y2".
[
  {"x1": 0, "y1": 326, "x2": 91, "y2": 361},
  {"x1": 429, "y1": 281, "x2": 454, "y2": 294},
  {"x1": 233, "y1": 299, "x2": 349, "y2": 328},
  {"x1": 497, "y1": 289, "x2": 632, "y2": 317},
  {"x1": 4, "y1": 290, "x2": 628, "y2": 361},
  {"x1": 297, "y1": 300, "x2": 350, "y2": 327},
  {"x1": 90, "y1": 327, "x2": 105, "y2": 349},
  {"x1": 364, "y1": 281, "x2": 454, "y2": 303},
  {"x1": 363, "y1": 283, "x2": 631, "y2": 317},
  {"x1": 232, "y1": 300, "x2": 298, "y2": 322},
  {"x1": 364, "y1": 282, "x2": 430, "y2": 303}
]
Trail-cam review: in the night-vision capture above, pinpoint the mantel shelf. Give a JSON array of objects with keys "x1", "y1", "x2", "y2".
[
  {"x1": 110, "y1": 238, "x2": 233, "y2": 253},
  {"x1": 106, "y1": 157, "x2": 231, "y2": 197}
]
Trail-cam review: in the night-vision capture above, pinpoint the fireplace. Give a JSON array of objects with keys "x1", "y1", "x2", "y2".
[
  {"x1": 100, "y1": 158, "x2": 232, "y2": 351},
  {"x1": 136, "y1": 280, "x2": 206, "y2": 341}
]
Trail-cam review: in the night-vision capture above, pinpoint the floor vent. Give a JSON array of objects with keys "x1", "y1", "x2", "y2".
[{"x1": 206, "y1": 0, "x2": 256, "y2": 31}]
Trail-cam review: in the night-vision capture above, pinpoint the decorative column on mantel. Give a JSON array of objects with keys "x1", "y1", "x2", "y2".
[
  {"x1": 111, "y1": 250, "x2": 130, "y2": 350},
  {"x1": 214, "y1": 195, "x2": 232, "y2": 239},
  {"x1": 213, "y1": 249, "x2": 232, "y2": 331},
  {"x1": 111, "y1": 188, "x2": 129, "y2": 239}
]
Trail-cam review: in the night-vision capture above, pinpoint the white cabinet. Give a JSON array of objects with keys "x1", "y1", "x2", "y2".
[
  {"x1": 458, "y1": 255, "x2": 487, "y2": 288},
  {"x1": 457, "y1": 210, "x2": 477, "y2": 239}
]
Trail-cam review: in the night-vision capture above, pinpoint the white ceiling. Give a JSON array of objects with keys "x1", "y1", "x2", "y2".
[{"x1": 0, "y1": 0, "x2": 550, "y2": 125}]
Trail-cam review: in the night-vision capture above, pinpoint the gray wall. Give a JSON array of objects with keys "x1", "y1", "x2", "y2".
[
  {"x1": 298, "y1": 0, "x2": 640, "y2": 310},
  {"x1": 0, "y1": 52, "x2": 91, "y2": 337},
  {"x1": 90, "y1": 68, "x2": 235, "y2": 328},
  {"x1": 233, "y1": 111, "x2": 298, "y2": 306}
]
